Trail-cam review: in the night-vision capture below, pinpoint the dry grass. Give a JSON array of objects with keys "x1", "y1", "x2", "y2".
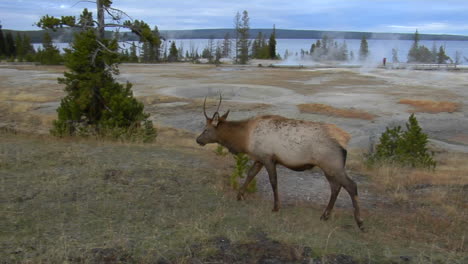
[
  {"x1": 399, "y1": 99, "x2": 461, "y2": 113},
  {"x1": 1, "y1": 131, "x2": 466, "y2": 263},
  {"x1": 347, "y1": 150, "x2": 467, "y2": 258},
  {"x1": 298, "y1": 103, "x2": 377, "y2": 120}
]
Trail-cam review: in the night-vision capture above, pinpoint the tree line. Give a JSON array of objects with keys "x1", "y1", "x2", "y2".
[{"x1": 1, "y1": 16, "x2": 461, "y2": 66}]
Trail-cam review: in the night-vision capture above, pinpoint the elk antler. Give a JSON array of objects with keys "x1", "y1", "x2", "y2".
[
  {"x1": 215, "y1": 94, "x2": 222, "y2": 115},
  {"x1": 203, "y1": 96, "x2": 209, "y2": 119}
]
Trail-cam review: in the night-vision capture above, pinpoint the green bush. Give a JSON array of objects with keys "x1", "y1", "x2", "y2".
[
  {"x1": 367, "y1": 114, "x2": 436, "y2": 169},
  {"x1": 231, "y1": 153, "x2": 256, "y2": 193}
]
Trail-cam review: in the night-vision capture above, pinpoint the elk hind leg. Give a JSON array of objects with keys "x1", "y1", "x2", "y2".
[
  {"x1": 341, "y1": 174, "x2": 364, "y2": 230},
  {"x1": 320, "y1": 177, "x2": 342, "y2": 221},
  {"x1": 264, "y1": 160, "x2": 280, "y2": 212}
]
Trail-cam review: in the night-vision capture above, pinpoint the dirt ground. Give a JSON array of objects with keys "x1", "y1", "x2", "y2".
[{"x1": 1, "y1": 62, "x2": 467, "y2": 209}]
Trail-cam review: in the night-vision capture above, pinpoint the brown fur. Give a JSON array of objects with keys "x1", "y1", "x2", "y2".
[{"x1": 197, "y1": 103, "x2": 364, "y2": 231}]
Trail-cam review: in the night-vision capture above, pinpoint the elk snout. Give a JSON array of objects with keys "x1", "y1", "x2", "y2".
[{"x1": 196, "y1": 136, "x2": 206, "y2": 146}]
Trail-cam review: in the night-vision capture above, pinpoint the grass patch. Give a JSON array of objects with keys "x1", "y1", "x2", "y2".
[
  {"x1": 298, "y1": 103, "x2": 377, "y2": 120},
  {"x1": 399, "y1": 99, "x2": 460, "y2": 113},
  {"x1": 1, "y1": 131, "x2": 466, "y2": 263}
]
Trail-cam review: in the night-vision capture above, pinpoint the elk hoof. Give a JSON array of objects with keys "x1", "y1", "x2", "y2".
[
  {"x1": 272, "y1": 207, "x2": 280, "y2": 212},
  {"x1": 320, "y1": 213, "x2": 330, "y2": 221},
  {"x1": 237, "y1": 193, "x2": 244, "y2": 201},
  {"x1": 357, "y1": 221, "x2": 365, "y2": 232}
]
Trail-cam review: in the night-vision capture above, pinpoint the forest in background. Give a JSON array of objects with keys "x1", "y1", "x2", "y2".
[{"x1": 3, "y1": 27, "x2": 468, "y2": 43}]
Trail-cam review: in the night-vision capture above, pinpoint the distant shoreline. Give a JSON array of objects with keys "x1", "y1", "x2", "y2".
[{"x1": 3, "y1": 28, "x2": 468, "y2": 43}]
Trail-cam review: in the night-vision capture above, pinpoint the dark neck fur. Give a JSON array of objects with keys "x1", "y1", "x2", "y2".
[{"x1": 216, "y1": 120, "x2": 249, "y2": 155}]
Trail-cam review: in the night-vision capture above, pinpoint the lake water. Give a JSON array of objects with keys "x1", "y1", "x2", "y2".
[{"x1": 35, "y1": 38, "x2": 468, "y2": 65}]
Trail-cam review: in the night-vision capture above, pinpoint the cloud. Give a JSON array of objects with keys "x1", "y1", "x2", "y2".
[
  {"x1": 385, "y1": 22, "x2": 468, "y2": 34},
  {"x1": 0, "y1": 0, "x2": 467, "y2": 35}
]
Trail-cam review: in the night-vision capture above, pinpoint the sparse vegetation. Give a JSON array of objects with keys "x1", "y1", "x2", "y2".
[
  {"x1": 231, "y1": 153, "x2": 256, "y2": 193},
  {"x1": 408, "y1": 30, "x2": 452, "y2": 64},
  {"x1": 367, "y1": 114, "x2": 436, "y2": 169},
  {"x1": 298, "y1": 103, "x2": 376, "y2": 120},
  {"x1": 35, "y1": 31, "x2": 62, "y2": 65},
  {"x1": 399, "y1": 99, "x2": 460, "y2": 113},
  {"x1": 1, "y1": 130, "x2": 466, "y2": 263},
  {"x1": 310, "y1": 34, "x2": 349, "y2": 62}
]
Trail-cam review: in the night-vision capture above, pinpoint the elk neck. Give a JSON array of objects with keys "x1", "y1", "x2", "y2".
[{"x1": 216, "y1": 120, "x2": 250, "y2": 155}]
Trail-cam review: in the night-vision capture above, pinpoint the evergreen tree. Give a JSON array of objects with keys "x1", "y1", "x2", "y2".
[
  {"x1": 431, "y1": 42, "x2": 438, "y2": 63},
  {"x1": 140, "y1": 26, "x2": 161, "y2": 63},
  {"x1": 234, "y1": 11, "x2": 241, "y2": 62},
  {"x1": 268, "y1": 25, "x2": 277, "y2": 59},
  {"x1": 5, "y1": 31, "x2": 15, "y2": 58},
  {"x1": 22, "y1": 34, "x2": 35, "y2": 62},
  {"x1": 129, "y1": 42, "x2": 138, "y2": 62},
  {"x1": 151, "y1": 26, "x2": 161, "y2": 61},
  {"x1": 168, "y1": 41, "x2": 178, "y2": 62},
  {"x1": 141, "y1": 41, "x2": 150, "y2": 62},
  {"x1": 407, "y1": 30, "x2": 433, "y2": 63},
  {"x1": 437, "y1": 46, "x2": 450, "y2": 64},
  {"x1": 15, "y1": 33, "x2": 24, "y2": 61},
  {"x1": 359, "y1": 35, "x2": 369, "y2": 61},
  {"x1": 310, "y1": 43, "x2": 316, "y2": 54},
  {"x1": 38, "y1": 1, "x2": 156, "y2": 141},
  {"x1": 236, "y1": 10, "x2": 250, "y2": 64},
  {"x1": 0, "y1": 25, "x2": 5, "y2": 58},
  {"x1": 214, "y1": 41, "x2": 222, "y2": 65},
  {"x1": 36, "y1": 31, "x2": 62, "y2": 65},
  {"x1": 222, "y1": 32, "x2": 231, "y2": 58},
  {"x1": 367, "y1": 114, "x2": 436, "y2": 169}
]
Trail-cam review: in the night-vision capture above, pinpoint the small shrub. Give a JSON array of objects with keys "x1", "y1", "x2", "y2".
[
  {"x1": 214, "y1": 144, "x2": 228, "y2": 156},
  {"x1": 231, "y1": 153, "x2": 256, "y2": 193},
  {"x1": 367, "y1": 114, "x2": 436, "y2": 169}
]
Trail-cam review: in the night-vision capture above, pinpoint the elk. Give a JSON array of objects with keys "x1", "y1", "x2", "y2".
[{"x1": 196, "y1": 96, "x2": 364, "y2": 230}]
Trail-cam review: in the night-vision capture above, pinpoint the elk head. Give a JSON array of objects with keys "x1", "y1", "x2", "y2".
[{"x1": 196, "y1": 95, "x2": 230, "y2": 146}]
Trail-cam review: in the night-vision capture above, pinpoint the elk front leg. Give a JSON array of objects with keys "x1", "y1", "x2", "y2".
[
  {"x1": 264, "y1": 161, "x2": 280, "y2": 212},
  {"x1": 237, "y1": 161, "x2": 263, "y2": 201}
]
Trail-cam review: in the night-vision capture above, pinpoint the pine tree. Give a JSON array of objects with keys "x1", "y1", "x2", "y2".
[
  {"x1": 151, "y1": 26, "x2": 161, "y2": 61},
  {"x1": 36, "y1": 31, "x2": 62, "y2": 65},
  {"x1": 168, "y1": 41, "x2": 178, "y2": 62},
  {"x1": 15, "y1": 33, "x2": 24, "y2": 61},
  {"x1": 129, "y1": 42, "x2": 138, "y2": 62},
  {"x1": 0, "y1": 25, "x2": 5, "y2": 58},
  {"x1": 236, "y1": 10, "x2": 250, "y2": 64},
  {"x1": 269, "y1": 25, "x2": 277, "y2": 59},
  {"x1": 437, "y1": 46, "x2": 450, "y2": 64},
  {"x1": 5, "y1": 31, "x2": 15, "y2": 58},
  {"x1": 38, "y1": 0, "x2": 157, "y2": 141},
  {"x1": 368, "y1": 114, "x2": 436, "y2": 169},
  {"x1": 141, "y1": 41, "x2": 150, "y2": 62},
  {"x1": 222, "y1": 32, "x2": 231, "y2": 58},
  {"x1": 22, "y1": 34, "x2": 35, "y2": 62},
  {"x1": 359, "y1": 35, "x2": 369, "y2": 61}
]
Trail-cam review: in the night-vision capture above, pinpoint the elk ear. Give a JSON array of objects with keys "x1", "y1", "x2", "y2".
[
  {"x1": 212, "y1": 113, "x2": 220, "y2": 127},
  {"x1": 220, "y1": 110, "x2": 230, "y2": 121}
]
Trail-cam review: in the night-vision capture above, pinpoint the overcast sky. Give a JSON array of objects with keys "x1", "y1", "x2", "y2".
[{"x1": 1, "y1": 0, "x2": 468, "y2": 35}]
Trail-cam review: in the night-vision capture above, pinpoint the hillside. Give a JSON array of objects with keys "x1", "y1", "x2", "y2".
[{"x1": 3, "y1": 28, "x2": 468, "y2": 43}]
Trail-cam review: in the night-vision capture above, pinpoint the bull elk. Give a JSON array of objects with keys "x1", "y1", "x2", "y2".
[{"x1": 196, "y1": 96, "x2": 364, "y2": 230}]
